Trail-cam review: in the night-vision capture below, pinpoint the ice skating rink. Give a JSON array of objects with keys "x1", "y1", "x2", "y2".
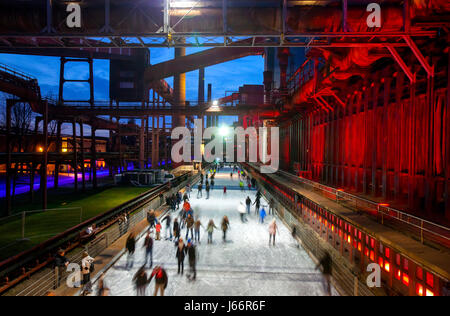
[{"x1": 93, "y1": 169, "x2": 338, "y2": 296}]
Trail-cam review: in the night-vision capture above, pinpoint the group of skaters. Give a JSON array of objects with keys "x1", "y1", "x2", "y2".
[
  {"x1": 197, "y1": 170, "x2": 216, "y2": 199},
  {"x1": 117, "y1": 165, "x2": 334, "y2": 296}
]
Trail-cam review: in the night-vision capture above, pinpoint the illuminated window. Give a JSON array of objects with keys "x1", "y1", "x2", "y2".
[
  {"x1": 403, "y1": 259, "x2": 409, "y2": 271},
  {"x1": 385, "y1": 248, "x2": 390, "y2": 259},
  {"x1": 402, "y1": 274, "x2": 409, "y2": 286},
  {"x1": 384, "y1": 262, "x2": 390, "y2": 272},
  {"x1": 426, "y1": 272, "x2": 434, "y2": 288},
  {"x1": 395, "y1": 269, "x2": 401, "y2": 280},
  {"x1": 416, "y1": 267, "x2": 423, "y2": 281},
  {"x1": 416, "y1": 284, "x2": 424, "y2": 296},
  {"x1": 370, "y1": 251, "x2": 375, "y2": 261},
  {"x1": 425, "y1": 289, "x2": 434, "y2": 297},
  {"x1": 378, "y1": 257, "x2": 384, "y2": 268},
  {"x1": 396, "y1": 254, "x2": 401, "y2": 266}
]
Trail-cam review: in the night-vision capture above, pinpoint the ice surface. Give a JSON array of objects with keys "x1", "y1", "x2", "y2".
[{"x1": 92, "y1": 169, "x2": 338, "y2": 296}]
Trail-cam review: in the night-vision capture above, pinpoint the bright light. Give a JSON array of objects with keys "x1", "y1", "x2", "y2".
[
  {"x1": 62, "y1": 148, "x2": 68, "y2": 153},
  {"x1": 213, "y1": 100, "x2": 218, "y2": 106},
  {"x1": 219, "y1": 125, "x2": 230, "y2": 137},
  {"x1": 38, "y1": 147, "x2": 44, "y2": 152}
]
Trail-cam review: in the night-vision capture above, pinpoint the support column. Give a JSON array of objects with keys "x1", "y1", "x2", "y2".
[
  {"x1": 207, "y1": 83, "x2": 212, "y2": 127},
  {"x1": 80, "y1": 122, "x2": 86, "y2": 192},
  {"x1": 140, "y1": 117, "x2": 145, "y2": 169},
  {"x1": 91, "y1": 127, "x2": 97, "y2": 189},
  {"x1": 72, "y1": 119, "x2": 78, "y2": 192},
  {"x1": 382, "y1": 75, "x2": 392, "y2": 200},
  {"x1": 42, "y1": 102, "x2": 48, "y2": 210},
  {"x1": 445, "y1": 48, "x2": 450, "y2": 220},
  {"x1": 54, "y1": 121, "x2": 62, "y2": 189},
  {"x1": 408, "y1": 72, "x2": 417, "y2": 210},
  {"x1": 173, "y1": 46, "x2": 186, "y2": 129},
  {"x1": 5, "y1": 100, "x2": 12, "y2": 216}
]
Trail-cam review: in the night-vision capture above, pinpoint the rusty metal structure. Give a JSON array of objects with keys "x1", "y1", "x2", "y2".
[{"x1": 0, "y1": 0, "x2": 449, "y2": 296}]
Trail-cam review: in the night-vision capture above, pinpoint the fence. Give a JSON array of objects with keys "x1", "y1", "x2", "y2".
[
  {"x1": 8, "y1": 172, "x2": 197, "y2": 296},
  {"x1": 0, "y1": 208, "x2": 84, "y2": 261}
]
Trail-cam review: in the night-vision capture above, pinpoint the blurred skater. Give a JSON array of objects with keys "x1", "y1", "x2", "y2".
[
  {"x1": 144, "y1": 231, "x2": 153, "y2": 268},
  {"x1": 268, "y1": 219, "x2": 279, "y2": 246},
  {"x1": 126, "y1": 232, "x2": 136, "y2": 269},
  {"x1": 316, "y1": 251, "x2": 333, "y2": 296},
  {"x1": 186, "y1": 240, "x2": 197, "y2": 281},
  {"x1": 132, "y1": 266, "x2": 148, "y2": 296},
  {"x1": 149, "y1": 266, "x2": 168, "y2": 296},
  {"x1": 206, "y1": 220, "x2": 218, "y2": 244},
  {"x1": 221, "y1": 216, "x2": 230, "y2": 242},
  {"x1": 176, "y1": 238, "x2": 187, "y2": 275}
]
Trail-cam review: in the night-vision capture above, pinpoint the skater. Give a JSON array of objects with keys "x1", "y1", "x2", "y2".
[
  {"x1": 185, "y1": 214, "x2": 194, "y2": 240},
  {"x1": 238, "y1": 202, "x2": 247, "y2": 223},
  {"x1": 183, "y1": 192, "x2": 189, "y2": 202},
  {"x1": 268, "y1": 219, "x2": 279, "y2": 246},
  {"x1": 162, "y1": 213, "x2": 172, "y2": 240},
  {"x1": 173, "y1": 218, "x2": 180, "y2": 242},
  {"x1": 197, "y1": 182, "x2": 203, "y2": 198},
  {"x1": 253, "y1": 198, "x2": 261, "y2": 215},
  {"x1": 206, "y1": 220, "x2": 217, "y2": 244},
  {"x1": 132, "y1": 266, "x2": 148, "y2": 296},
  {"x1": 194, "y1": 219, "x2": 204, "y2": 243},
  {"x1": 97, "y1": 273, "x2": 109, "y2": 296},
  {"x1": 186, "y1": 240, "x2": 197, "y2": 281},
  {"x1": 239, "y1": 181, "x2": 245, "y2": 192},
  {"x1": 54, "y1": 249, "x2": 69, "y2": 289},
  {"x1": 176, "y1": 191, "x2": 182, "y2": 209},
  {"x1": 176, "y1": 238, "x2": 187, "y2": 275},
  {"x1": 230, "y1": 172, "x2": 233, "y2": 180},
  {"x1": 186, "y1": 183, "x2": 191, "y2": 198},
  {"x1": 144, "y1": 231, "x2": 154, "y2": 268},
  {"x1": 316, "y1": 251, "x2": 333, "y2": 296},
  {"x1": 211, "y1": 179, "x2": 215, "y2": 190},
  {"x1": 155, "y1": 221, "x2": 162, "y2": 240},
  {"x1": 147, "y1": 210, "x2": 156, "y2": 229},
  {"x1": 245, "y1": 196, "x2": 252, "y2": 214},
  {"x1": 269, "y1": 198, "x2": 275, "y2": 215},
  {"x1": 81, "y1": 251, "x2": 94, "y2": 286},
  {"x1": 118, "y1": 213, "x2": 128, "y2": 237},
  {"x1": 126, "y1": 232, "x2": 136, "y2": 269},
  {"x1": 292, "y1": 226, "x2": 299, "y2": 248},
  {"x1": 221, "y1": 216, "x2": 230, "y2": 242},
  {"x1": 205, "y1": 182, "x2": 211, "y2": 199},
  {"x1": 149, "y1": 266, "x2": 168, "y2": 296},
  {"x1": 223, "y1": 186, "x2": 227, "y2": 195},
  {"x1": 259, "y1": 207, "x2": 267, "y2": 223}
]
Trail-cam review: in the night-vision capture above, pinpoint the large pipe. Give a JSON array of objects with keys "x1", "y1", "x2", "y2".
[{"x1": 173, "y1": 47, "x2": 186, "y2": 129}]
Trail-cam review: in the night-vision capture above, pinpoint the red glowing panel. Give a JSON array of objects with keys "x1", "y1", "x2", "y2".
[
  {"x1": 331, "y1": 225, "x2": 334, "y2": 232},
  {"x1": 395, "y1": 269, "x2": 401, "y2": 280},
  {"x1": 426, "y1": 272, "x2": 434, "y2": 288},
  {"x1": 347, "y1": 236, "x2": 352, "y2": 244},
  {"x1": 416, "y1": 267, "x2": 423, "y2": 281},
  {"x1": 385, "y1": 248, "x2": 390, "y2": 259},
  {"x1": 358, "y1": 243, "x2": 362, "y2": 252},
  {"x1": 402, "y1": 274, "x2": 410, "y2": 286},
  {"x1": 425, "y1": 289, "x2": 434, "y2": 297},
  {"x1": 378, "y1": 257, "x2": 384, "y2": 268},
  {"x1": 370, "y1": 238, "x2": 375, "y2": 248},
  {"x1": 385, "y1": 263, "x2": 390, "y2": 272},
  {"x1": 416, "y1": 284, "x2": 424, "y2": 296},
  {"x1": 365, "y1": 249, "x2": 369, "y2": 257},
  {"x1": 370, "y1": 251, "x2": 375, "y2": 261}
]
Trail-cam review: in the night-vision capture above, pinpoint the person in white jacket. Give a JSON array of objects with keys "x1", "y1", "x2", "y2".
[{"x1": 81, "y1": 251, "x2": 94, "y2": 285}]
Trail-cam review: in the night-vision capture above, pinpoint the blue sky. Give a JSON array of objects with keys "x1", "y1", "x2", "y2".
[
  {"x1": 0, "y1": 48, "x2": 263, "y2": 104},
  {"x1": 0, "y1": 48, "x2": 263, "y2": 134}
]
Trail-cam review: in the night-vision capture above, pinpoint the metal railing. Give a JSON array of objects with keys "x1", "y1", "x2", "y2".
[
  {"x1": 277, "y1": 169, "x2": 450, "y2": 248},
  {"x1": 8, "y1": 171, "x2": 199, "y2": 296},
  {"x1": 0, "y1": 63, "x2": 36, "y2": 82}
]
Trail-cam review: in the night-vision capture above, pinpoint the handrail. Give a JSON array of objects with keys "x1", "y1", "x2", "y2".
[{"x1": 0, "y1": 63, "x2": 36, "y2": 82}]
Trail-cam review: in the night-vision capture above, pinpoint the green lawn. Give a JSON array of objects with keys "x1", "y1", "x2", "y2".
[{"x1": 0, "y1": 186, "x2": 150, "y2": 261}]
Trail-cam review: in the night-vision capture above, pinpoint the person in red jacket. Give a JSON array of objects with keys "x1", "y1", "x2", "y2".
[
  {"x1": 223, "y1": 186, "x2": 227, "y2": 195},
  {"x1": 149, "y1": 266, "x2": 168, "y2": 296},
  {"x1": 155, "y1": 221, "x2": 162, "y2": 241}
]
